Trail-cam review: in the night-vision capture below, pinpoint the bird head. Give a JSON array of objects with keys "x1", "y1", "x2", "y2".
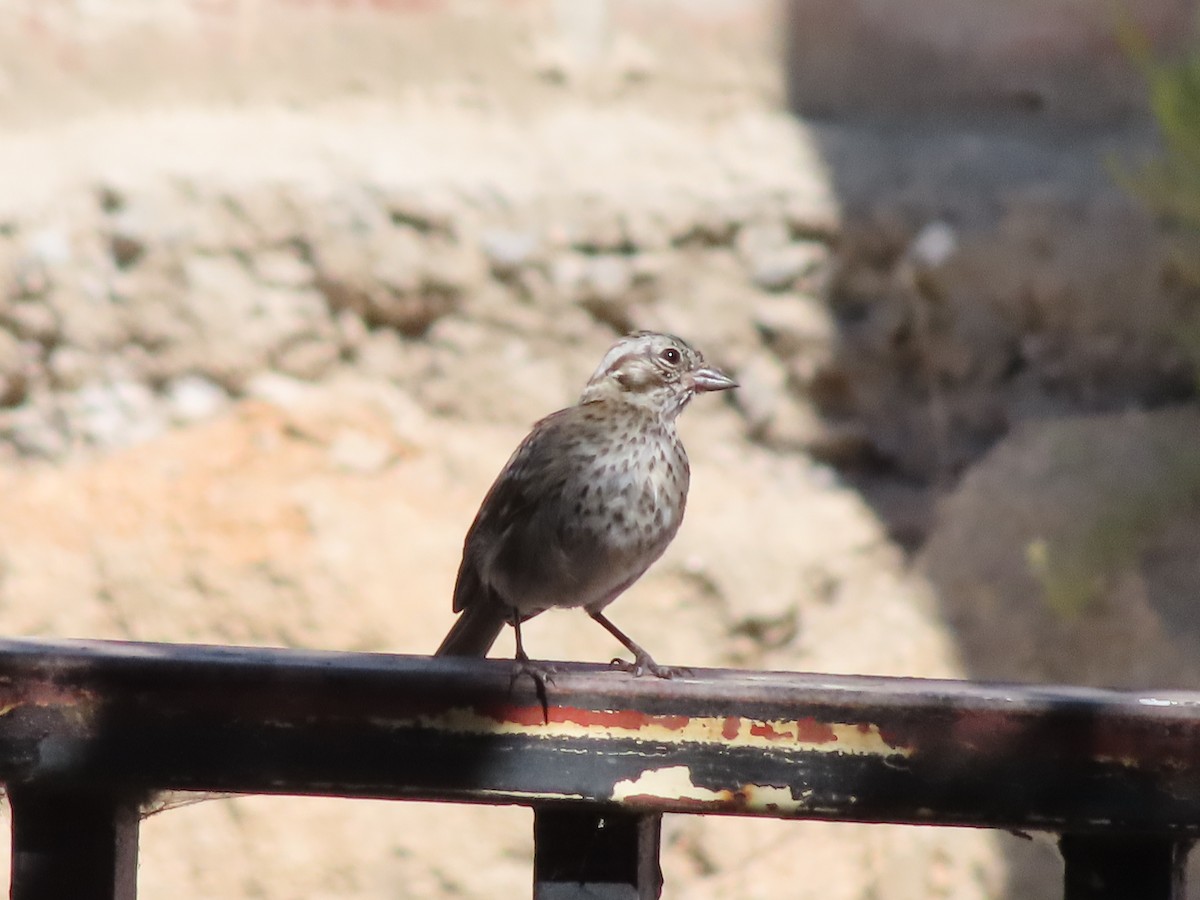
[{"x1": 579, "y1": 331, "x2": 737, "y2": 418}]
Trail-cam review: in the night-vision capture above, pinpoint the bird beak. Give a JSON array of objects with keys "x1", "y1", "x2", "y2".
[{"x1": 690, "y1": 365, "x2": 738, "y2": 393}]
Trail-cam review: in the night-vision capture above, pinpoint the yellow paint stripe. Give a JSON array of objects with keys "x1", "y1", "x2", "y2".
[{"x1": 407, "y1": 708, "x2": 909, "y2": 758}]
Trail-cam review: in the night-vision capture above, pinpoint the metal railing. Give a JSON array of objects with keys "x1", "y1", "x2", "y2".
[{"x1": 0, "y1": 638, "x2": 1197, "y2": 899}]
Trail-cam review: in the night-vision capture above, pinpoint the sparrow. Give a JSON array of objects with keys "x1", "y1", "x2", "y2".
[{"x1": 434, "y1": 331, "x2": 736, "y2": 677}]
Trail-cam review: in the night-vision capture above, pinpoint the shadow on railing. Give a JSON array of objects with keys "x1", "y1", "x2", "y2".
[{"x1": 0, "y1": 638, "x2": 1196, "y2": 899}]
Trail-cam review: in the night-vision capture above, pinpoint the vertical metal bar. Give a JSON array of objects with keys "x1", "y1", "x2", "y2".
[
  {"x1": 533, "y1": 805, "x2": 662, "y2": 900},
  {"x1": 1060, "y1": 834, "x2": 1191, "y2": 900},
  {"x1": 9, "y1": 786, "x2": 140, "y2": 900}
]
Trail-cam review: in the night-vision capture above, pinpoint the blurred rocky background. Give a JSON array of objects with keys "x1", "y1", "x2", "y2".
[{"x1": 0, "y1": 0, "x2": 1198, "y2": 897}]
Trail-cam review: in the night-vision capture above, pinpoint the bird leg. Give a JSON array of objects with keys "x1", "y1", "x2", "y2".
[
  {"x1": 512, "y1": 614, "x2": 531, "y2": 663},
  {"x1": 508, "y1": 612, "x2": 555, "y2": 718},
  {"x1": 589, "y1": 611, "x2": 690, "y2": 679}
]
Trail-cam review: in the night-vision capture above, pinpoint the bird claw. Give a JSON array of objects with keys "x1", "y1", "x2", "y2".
[
  {"x1": 609, "y1": 656, "x2": 689, "y2": 679},
  {"x1": 510, "y1": 658, "x2": 558, "y2": 690}
]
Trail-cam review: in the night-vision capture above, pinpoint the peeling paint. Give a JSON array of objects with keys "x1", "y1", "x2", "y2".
[
  {"x1": 612, "y1": 766, "x2": 729, "y2": 805},
  {"x1": 417, "y1": 706, "x2": 909, "y2": 759},
  {"x1": 611, "y1": 765, "x2": 809, "y2": 814},
  {"x1": 739, "y1": 782, "x2": 798, "y2": 811}
]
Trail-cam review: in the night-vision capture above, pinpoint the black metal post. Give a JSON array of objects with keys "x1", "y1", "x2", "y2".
[
  {"x1": 9, "y1": 786, "x2": 139, "y2": 900},
  {"x1": 533, "y1": 805, "x2": 662, "y2": 899},
  {"x1": 1060, "y1": 834, "x2": 1191, "y2": 900}
]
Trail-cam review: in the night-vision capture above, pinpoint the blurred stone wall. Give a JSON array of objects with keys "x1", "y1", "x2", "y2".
[
  {"x1": 0, "y1": 109, "x2": 840, "y2": 464},
  {"x1": 1, "y1": 0, "x2": 1195, "y2": 489}
]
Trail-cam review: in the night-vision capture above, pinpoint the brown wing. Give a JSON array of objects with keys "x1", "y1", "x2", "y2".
[{"x1": 451, "y1": 408, "x2": 574, "y2": 613}]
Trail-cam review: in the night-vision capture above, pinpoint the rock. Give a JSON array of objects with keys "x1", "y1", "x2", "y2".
[
  {"x1": 366, "y1": 227, "x2": 424, "y2": 295},
  {"x1": 46, "y1": 345, "x2": 97, "y2": 391},
  {"x1": 733, "y1": 352, "x2": 788, "y2": 435},
  {"x1": 354, "y1": 328, "x2": 412, "y2": 382},
  {"x1": 183, "y1": 254, "x2": 259, "y2": 300},
  {"x1": 782, "y1": 192, "x2": 843, "y2": 242},
  {"x1": 180, "y1": 258, "x2": 334, "y2": 386},
  {"x1": 566, "y1": 208, "x2": 629, "y2": 254},
  {"x1": 620, "y1": 209, "x2": 672, "y2": 252},
  {"x1": 244, "y1": 372, "x2": 316, "y2": 410},
  {"x1": 584, "y1": 255, "x2": 633, "y2": 300},
  {"x1": 668, "y1": 199, "x2": 738, "y2": 247},
  {"x1": 3, "y1": 298, "x2": 60, "y2": 343},
  {"x1": 69, "y1": 378, "x2": 165, "y2": 449},
  {"x1": 173, "y1": 184, "x2": 259, "y2": 253},
  {"x1": 629, "y1": 252, "x2": 669, "y2": 285},
  {"x1": 630, "y1": 252, "x2": 763, "y2": 372},
  {"x1": 576, "y1": 255, "x2": 636, "y2": 329},
  {"x1": 753, "y1": 294, "x2": 837, "y2": 359},
  {"x1": 747, "y1": 241, "x2": 827, "y2": 292},
  {"x1": 908, "y1": 220, "x2": 958, "y2": 268},
  {"x1": 363, "y1": 287, "x2": 460, "y2": 338},
  {"x1": 109, "y1": 269, "x2": 191, "y2": 360},
  {"x1": 315, "y1": 226, "x2": 472, "y2": 337},
  {"x1": 0, "y1": 401, "x2": 66, "y2": 458},
  {"x1": 52, "y1": 285, "x2": 125, "y2": 353},
  {"x1": 223, "y1": 185, "x2": 305, "y2": 247},
  {"x1": 733, "y1": 350, "x2": 834, "y2": 454},
  {"x1": 417, "y1": 317, "x2": 574, "y2": 425},
  {"x1": 734, "y1": 220, "x2": 791, "y2": 262},
  {"x1": 377, "y1": 186, "x2": 459, "y2": 236},
  {"x1": 10, "y1": 254, "x2": 50, "y2": 298},
  {"x1": 26, "y1": 227, "x2": 72, "y2": 268},
  {"x1": 761, "y1": 396, "x2": 832, "y2": 455},
  {"x1": 549, "y1": 253, "x2": 589, "y2": 295},
  {"x1": 421, "y1": 239, "x2": 486, "y2": 298},
  {"x1": 253, "y1": 249, "x2": 313, "y2": 288},
  {"x1": 165, "y1": 375, "x2": 229, "y2": 424},
  {"x1": 480, "y1": 229, "x2": 540, "y2": 275},
  {"x1": 273, "y1": 337, "x2": 340, "y2": 381}
]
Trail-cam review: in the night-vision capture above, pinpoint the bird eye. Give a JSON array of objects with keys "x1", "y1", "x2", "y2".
[{"x1": 660, "y1": 347, "x2": 681, "y2": 365}]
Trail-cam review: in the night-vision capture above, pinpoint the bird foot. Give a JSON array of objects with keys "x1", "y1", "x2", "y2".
[
  {"x1": 609, "y1": 655, "x2": 690, "y2": 679},
  {"x1": 509, "y1": 657, "x2": 558, "y2": 689},
  {"x1": 510, "y1": 657, "x2": 557, "y2": 721}
]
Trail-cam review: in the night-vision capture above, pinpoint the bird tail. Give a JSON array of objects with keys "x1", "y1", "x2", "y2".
[{"x1": 434, "y1": 601, "x2": 510, "y2": 657}]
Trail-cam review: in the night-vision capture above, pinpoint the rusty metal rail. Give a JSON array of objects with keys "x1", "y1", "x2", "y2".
[{"x1": 0, "y1": 638, "x2": 1198, "y2": 898}]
